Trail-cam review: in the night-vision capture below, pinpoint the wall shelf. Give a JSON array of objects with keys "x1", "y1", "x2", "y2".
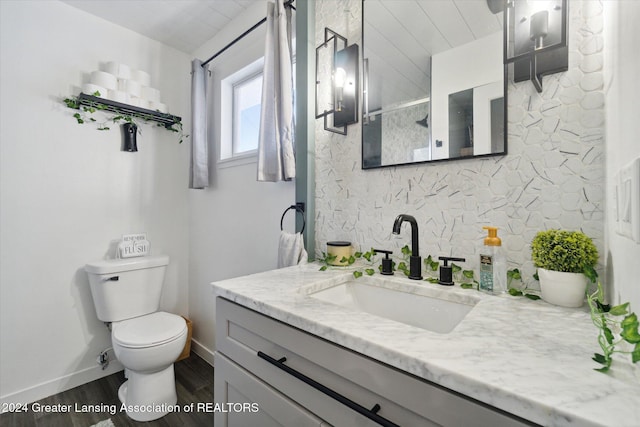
[{"x1": 77, "y1": 93, "x2": 182, "y2": 129}]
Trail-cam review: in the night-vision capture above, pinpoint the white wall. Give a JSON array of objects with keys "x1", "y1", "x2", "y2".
[
  {"x1": 603, "y1": 0, "x2": 640, "y2": 310},
  {"x1": 380, "y1": 101, "x2": 430, "y2": 165},
  {"x1": 0, "y1": 0, "x2": 190, "y2": 405},
  {"x1": 188, "y1": 0, "x2": 296, "y2": 363},
  {"x1": 431, "y1": 32, "x2": 503, "y2": 160},
  {"x1": 315, "y1": 0, "x2": 606, "y2": 292}
]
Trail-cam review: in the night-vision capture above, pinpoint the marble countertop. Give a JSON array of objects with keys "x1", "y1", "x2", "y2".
[{"x1": 211, "y1": 263, "x2": 640, "y2": 427}]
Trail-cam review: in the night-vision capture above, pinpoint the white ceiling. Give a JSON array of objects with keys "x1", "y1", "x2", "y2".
[
  {"x1": 61, "y1": 0, "x2": 257, "y2": 54},
  {"x1": 364, "y1": 0, "x2": 503, "y2": 110},
  {"x1": 61, "y1": 0, "x2": 502, "y2": 110}
]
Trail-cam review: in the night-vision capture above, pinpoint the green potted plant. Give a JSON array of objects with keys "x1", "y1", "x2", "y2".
[{"x1": 531, "y1": 229, "x2": 598, "y2": 308}]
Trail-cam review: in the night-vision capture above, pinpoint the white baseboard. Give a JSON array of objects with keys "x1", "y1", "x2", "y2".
[
  {"x1": 190, "y1": 337, "x2": 215, "y2": 367},
  {"x1": 0, "y1": 360, "x2": 124, "y2": 410},
  {"x1": 1, "y1": 340, "x2": 216, "y2": 410}
]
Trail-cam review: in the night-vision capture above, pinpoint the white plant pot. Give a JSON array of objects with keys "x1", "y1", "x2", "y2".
[{"x1": 538, "y1": 268, "x2": 588, "y2": 308}]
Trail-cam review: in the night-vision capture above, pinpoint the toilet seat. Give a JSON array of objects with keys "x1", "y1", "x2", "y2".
[{"x1": 112, "y1": 312, "x2": 186, "y2": 349}]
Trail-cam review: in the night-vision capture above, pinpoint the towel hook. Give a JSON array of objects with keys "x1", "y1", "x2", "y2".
[{"x1": 280, "y1": 203, "x2": 305, "y2": 234}]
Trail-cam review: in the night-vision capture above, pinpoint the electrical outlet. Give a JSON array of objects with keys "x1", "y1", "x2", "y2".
[{"x1": 615, "y1": 157, "x2": 640, "y2": 243}]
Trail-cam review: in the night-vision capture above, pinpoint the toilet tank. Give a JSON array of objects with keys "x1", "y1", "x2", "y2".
[{"x1": 85, "y1": 255, "x2": 169, "y2": 322}]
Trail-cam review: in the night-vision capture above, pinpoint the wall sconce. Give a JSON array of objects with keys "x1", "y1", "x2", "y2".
[
  {"x1": 315, "y1": 27, "x2": 359, "y2": 135},
  {"x1": 503, "y1": 0, "x2": 568, "y2": 92}
]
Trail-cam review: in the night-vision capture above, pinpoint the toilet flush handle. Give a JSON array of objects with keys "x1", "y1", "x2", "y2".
[{"x1": 105, "y1": 276, "x2": 119, "y2": 282}]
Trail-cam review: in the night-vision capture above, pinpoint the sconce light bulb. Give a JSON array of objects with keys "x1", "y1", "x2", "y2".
[
  {"x1": 334, "y1": 67, "x2": 347, "y2": 112},
  {"x1": 334, "y1": 67, "x2": 347, "y2": 88},
  {"x1": 529, "y1": 9, "x2": 549, "y2": 49},
  {"x1": 336, "y1": 89, "x2": 344, "y2": 112}
]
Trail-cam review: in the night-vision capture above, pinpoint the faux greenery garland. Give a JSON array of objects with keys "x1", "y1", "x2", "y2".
[
  {"x1": 316, "y1": 240, "x2": 637, "y2": 373},
  {"x1": 317, "y1": 249, "x2": 376, "y2": 277}
]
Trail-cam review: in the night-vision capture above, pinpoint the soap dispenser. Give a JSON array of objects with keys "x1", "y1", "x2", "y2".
[
  {"x1": 479, "y1": 226, "x2": 506, "y2": 294},
  {"x1": 438, "y1": 256, "x2": 466, "y2": 286}
]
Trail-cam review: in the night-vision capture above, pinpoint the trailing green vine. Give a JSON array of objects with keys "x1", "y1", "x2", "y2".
[
  {"x1": 419, "y1": 254, "x2": 477, "y2": 288},
  {"x1": 350, "y1": 249, "x2": 377, "y2": 278},
  {"x1": 316, "y1": 245, "x2": 516, "y2": 294},
  {"x1": 315, "y1": 244, "x2": 639, "y2": 374},
  {"x1": 506, "y1": 268, "x2": 541, "y2": 300},
  {"x1": 64, "y1": 92, "x2": 113, "y2": 129},
  {"x1": 317, "y1": 249, "x2": 377, "y2": 278},
  {"x1": 458, "y1": 269, "x2": 479, "y2": 289},
  {"x1": 63, "y1": 91, "x2": 187, "y2": 143},
  {"x1": 316, "y1": 252, "x2": 337, "y2": 270},
  {"x1": 587, "y1": 282, "x2": 640, "y2": 372},
  {"x1": 395, "y1": 245, "x2": 412, "y2": 277}
]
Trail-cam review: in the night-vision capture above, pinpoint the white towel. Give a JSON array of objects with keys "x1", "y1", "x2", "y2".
[{"x1": 278, "y1": 231, "x2": 308, "y2": 268}]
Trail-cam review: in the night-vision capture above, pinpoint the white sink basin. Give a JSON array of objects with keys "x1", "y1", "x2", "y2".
[{"x1": 307, "y1": 275, "x2": 478, "y2": 334}]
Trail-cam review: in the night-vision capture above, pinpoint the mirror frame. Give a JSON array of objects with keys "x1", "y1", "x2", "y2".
[{"x1": 360, "y1": 0, "x2": 508, "y2": 170}]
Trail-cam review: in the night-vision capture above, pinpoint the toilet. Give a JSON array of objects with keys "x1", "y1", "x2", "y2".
[{"x1": 85, "y1": 255, "x2": 187, "y2": 422}]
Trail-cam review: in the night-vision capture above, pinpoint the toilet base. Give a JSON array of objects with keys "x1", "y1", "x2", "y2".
[{"x1": 118, "y1": 364, "x2": 178, "y2": 422}]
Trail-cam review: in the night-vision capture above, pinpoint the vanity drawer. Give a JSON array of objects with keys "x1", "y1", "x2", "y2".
[
  {"x1": 214, "y1": 353, "x2": 328, "y2": 427},
  {"x1": 216, "y1": 297, "x2": 533, "y2": 427}
]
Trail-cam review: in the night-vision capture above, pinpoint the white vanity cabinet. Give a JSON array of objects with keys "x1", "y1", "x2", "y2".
[
  {"x1": 214, "y1": 297, "x2": 533, "y2": 427},
  {"x1": 214, "y1": 354, "x2": 328, "y2": 427}
]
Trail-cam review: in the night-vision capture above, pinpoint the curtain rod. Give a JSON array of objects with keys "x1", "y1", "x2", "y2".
[{"x1": 201, "y1": 0, "x2": 295, "y2": 67}]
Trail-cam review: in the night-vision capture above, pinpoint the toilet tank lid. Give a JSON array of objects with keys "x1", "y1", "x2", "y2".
[{"x1": 85, "y1": 255, "x2": 169, "y2": 274}]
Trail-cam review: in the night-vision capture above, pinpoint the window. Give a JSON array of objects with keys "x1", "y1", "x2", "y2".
[
  {"x1": 219, "y1": 56, "x2": 295, "y2": 164},
  {"x1": 220, "y1": 58, "x2": 264, "y2": 163},
  {"x1": 232, "y1": 73, "x2": 263, "y2": 156}
]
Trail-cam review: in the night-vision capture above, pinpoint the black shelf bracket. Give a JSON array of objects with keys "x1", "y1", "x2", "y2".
[{"x1": 77, "y1": 93, "x2": 182, "y2": 129}]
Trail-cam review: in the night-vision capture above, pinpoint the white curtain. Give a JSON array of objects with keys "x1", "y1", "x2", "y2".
[
  {"x1": 189, "y1": 59, "x2": 209, "y2": 189},
  {"x1": 257, "y1": 0, "x2": 295, "y2": 182}
]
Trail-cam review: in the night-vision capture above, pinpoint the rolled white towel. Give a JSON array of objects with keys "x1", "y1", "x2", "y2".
[
  {"x1": 148, "y1": 101, "x2": 168, "y2": 113},
  {"x1": 105, "y1": 62, "x2": 131, "y2": 80},
  {"x1": 108, "y1": 90, "x2": 130, "y2": 104},
  {"x1": 131, "y1": 69, "x2": 151, "y2": 87},
  {"x1": 141, "y1": 86, "x2": 161, "y2": 103},
  {"x1": 130, "y1": 97, "x2": 149, "y2": 109},
  {"x1": 118, "y1": 79, "x2": 141, "y2": 98},
  {"x1": 82, "y1": 83, "x2": 107, "y2": 98},
  {"x1": 90, "y1": 71, "x2": 117, "y2": 90}
]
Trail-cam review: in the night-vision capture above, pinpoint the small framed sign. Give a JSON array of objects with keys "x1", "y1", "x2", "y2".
[{"x1": 119, "y1": 233, "x2": 150, "y2": 258}]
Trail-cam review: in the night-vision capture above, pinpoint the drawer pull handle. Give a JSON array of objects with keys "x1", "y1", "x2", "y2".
[{"x1": 257, "y1": 351, "x2": 400, "y2": 427}]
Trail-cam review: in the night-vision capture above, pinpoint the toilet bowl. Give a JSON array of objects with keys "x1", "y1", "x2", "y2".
[
  {"x1": 112, "y1": 312, "x2": 187, "y2": 421},
  {"x1": 85, "y1": 255, "x2": 187, "y2": 422}
]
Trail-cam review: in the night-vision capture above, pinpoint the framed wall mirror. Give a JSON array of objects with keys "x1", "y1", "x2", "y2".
[{"x1": 362, "y1": 0, "x2": 506, "y2": 169}]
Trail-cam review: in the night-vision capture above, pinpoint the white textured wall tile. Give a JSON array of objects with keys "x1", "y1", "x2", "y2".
[{"x1": 314, "y1": 0, "x2": 605, "y2": 289}]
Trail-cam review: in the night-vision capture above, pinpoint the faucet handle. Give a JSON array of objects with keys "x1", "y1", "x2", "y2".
[
  {"x1": 373, "y1": 249, "x2": 392, "y2": 255},
  {"x1": 373, "y1": 249, "x2": 394, "y2": 275},
  {"x1": 438, "y1": 256, "x2": 466, "y2": 266},
  {"x1": 438, "y1": 256, "x2": 466, "y2": 286}
]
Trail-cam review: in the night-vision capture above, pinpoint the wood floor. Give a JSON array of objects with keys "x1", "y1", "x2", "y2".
[{"x1": 0, "y1": 353, "x2": 214, "y2": 427}]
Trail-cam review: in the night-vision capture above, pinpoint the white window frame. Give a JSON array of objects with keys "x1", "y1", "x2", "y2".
[
  {"x1": 219, "y1": 58, "x2": 264, "y2": 167},
  {"x1": 232, "y1": 71, "x2": 263, "y2": 157}
]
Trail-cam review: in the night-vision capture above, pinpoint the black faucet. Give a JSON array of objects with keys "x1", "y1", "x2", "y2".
[{"x1": 392, "y1": 214, "x2": 423, "y2": 280}]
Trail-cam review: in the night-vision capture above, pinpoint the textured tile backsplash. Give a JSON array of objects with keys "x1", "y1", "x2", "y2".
[{"x1": 314, "y1": 0, "x2": 604, "y2": 289}]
